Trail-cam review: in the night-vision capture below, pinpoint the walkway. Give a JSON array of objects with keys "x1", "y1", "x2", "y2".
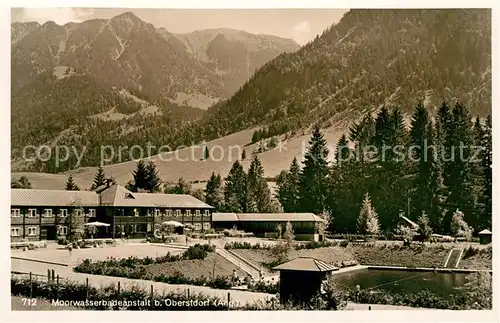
[
  {"x1": 444, "y1": 248, "x2": 464, "y2": 268},
  {"x1": 11, "y1": 258, "x2": 272, "y2": 306}
]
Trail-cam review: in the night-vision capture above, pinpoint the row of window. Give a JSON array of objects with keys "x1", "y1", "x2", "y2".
[
  {"x1": 11, "y1": 208, "x2": 211, "y2": 218},
  {"x1": 149, "y1": 209, "x2": 210, "y2": 217},
  {"x1": 11, "y1": 226, "x2": 68, "y2": 237},
  {"x1": 115, "y1": 222, "x2": 211, "y2": 234},
  {"x1": 11, "y1": 209, "x2": 95, "y2": 218}
]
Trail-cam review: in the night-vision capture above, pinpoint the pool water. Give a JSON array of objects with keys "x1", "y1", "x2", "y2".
[{"x1": 331, "y1": 269, "x2": 468, "y2": 296}]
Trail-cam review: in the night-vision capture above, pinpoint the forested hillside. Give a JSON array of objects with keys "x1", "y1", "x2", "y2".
[
  {"x1": 197, "y1": 9, "x2": 490, "y2": 141},
  {"x1": 12, "y1": 9, "x2": 491, "y2": 174}
]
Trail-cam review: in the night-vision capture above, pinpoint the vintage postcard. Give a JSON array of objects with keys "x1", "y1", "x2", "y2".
[{"x1": 5, "y1": 2, "x2": 495, "y2": 321}]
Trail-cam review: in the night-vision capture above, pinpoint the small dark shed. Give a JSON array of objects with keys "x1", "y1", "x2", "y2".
[
  {"x1": 478, "y1": 229, "x2": 492, "y2": 245},
  {"x1": 273, "y1": 257, "x2": 338, "y2": 304}
]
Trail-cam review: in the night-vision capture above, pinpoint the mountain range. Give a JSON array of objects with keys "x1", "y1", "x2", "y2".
[{"x1": 11, "y1": 9, "x2": 491, "y2": 182}]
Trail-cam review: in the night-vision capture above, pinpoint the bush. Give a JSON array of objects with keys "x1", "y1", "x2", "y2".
[
  {"x1": 224, "y1": 241, "x2": 258, "y2": 249},
  {"x1": 57, "y1": 237, "x2": 67, "y2": 245},
  {"x1": 183, "y1": 244, "x2": 215, "y2": 260},
  {"x1": 352, "y1": 289, "x2": 465, "y2": 309},
  {"x1": 462, "y1": 246, "x2": 480, "y2": 260},
  {"x1": 248, "y1": 280, "x2": 280, "y2": 294}
]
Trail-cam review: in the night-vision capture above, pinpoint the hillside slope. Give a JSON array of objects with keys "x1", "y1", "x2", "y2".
[
  {"x1": 198, "y1": 9, "x2": 491, "y2": 141},
  {"x1": 12, "y1": 9, "x2": 491, "y2": 178},
  {"x1": 11, "y1": 12, "x2": 300, "y2": 172}
]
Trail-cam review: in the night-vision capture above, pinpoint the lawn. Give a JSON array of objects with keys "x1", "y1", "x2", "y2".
[{"x1": 144, "y1": 253, "x2": 246, "y2": 279}]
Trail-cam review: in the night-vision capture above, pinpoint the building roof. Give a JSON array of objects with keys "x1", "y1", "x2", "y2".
[
  {"x1": 235, "y1": 213, "x2": 322, "y2": 222},
  {"x1": 135, "y1": 192, "x2": 214, "y2": 209},
  {"x1": 478, "y1": 229, "x2": 492, "y2": 235},
  {"x1": 99, "y1": 185, "x2": 154, "y2": 207},
  {"x1": 273, "y1": 257, "x2": 338, "y2": 272},
  {"x1": 398, "y1": 215, "x2": 420, "y2": 229},
  {"x1": 212, "y1": 212, "x2": 239, "y2": 222},
  {"x1": 11, "y1": 185, "x2": 213, "y2": 209},
  {"x1": 11, "y1": 189, "x2": 99, "y2": 207}
]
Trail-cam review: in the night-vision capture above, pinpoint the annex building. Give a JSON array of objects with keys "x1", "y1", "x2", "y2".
[
  {"x1": 212, "y1": 212, "x2": 324, "y2": 241},
  {"x1": 11, "y1": 184, "x2": 214, "y2": 241}
]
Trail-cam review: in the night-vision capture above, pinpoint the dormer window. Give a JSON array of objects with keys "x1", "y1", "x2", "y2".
[{"x1": 125, "y1": 193, "x2": 135, "y2": 199}]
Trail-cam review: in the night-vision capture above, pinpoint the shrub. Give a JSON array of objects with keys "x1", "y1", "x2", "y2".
[
  {"x1": 57, "y1": 237, "x2": 68, "y2": 245},
  {"x1": 248, "y1": 280, "x2": 280, "y2": 294},
  {"x1": 183, "y1": 245, "x2": 208, "y2": 260}
]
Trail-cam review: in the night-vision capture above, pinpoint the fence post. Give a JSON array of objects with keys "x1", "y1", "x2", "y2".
[
  {"x1": 56, "y1": 275, "x2": 59, "y2": 299},
  {"x1": 227, "y1": 292, "x2": 231, "y2": 310},
  {"x1": 51, "y1": 269, "x2": 55, "y2": 282},
  {"x1": 86, "y1": 278, "x2": 89, "y2": 300},
  {"x1": 187, "y1": 288, "x2": 190, "y2": 298},
  {"x1": 47, "y1": 269, "x2": 50, "y2": 281},
  {"x1": 117, "y1": 281, "x2": 121, "y2": 295},
  {"x1": 150, "y1": 284, "x2": 154, "y2": 299},
  {"x1": 29, "y1": 272, "x2": 33, "y2": 299}
]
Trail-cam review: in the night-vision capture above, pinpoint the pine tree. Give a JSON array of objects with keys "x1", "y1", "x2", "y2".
[
  {"x1": 223, "y1": 161, "x2": 247, "y2": 212},
  {"x1": 145, "y1": 161, "x2": 161, "y2": 192},
  {"x1": 298, "y1": 125, "x2": 330, "y2": 214},
  {"x1": 335, "y1": 134, "x2": 350, "y2": 166},
  {"x1": 417, "y1": 211, "x2": 433, "y2": 240},
  {"x1": 65, "y1": 175, "x2": 80, "y2": 191},
  {"x1": 371, "y1": 107, "x2": 409, "y2": 229},
  {"x1": 276, "y1": 157, "x2": 301, "y2": 213},
  {"x1": 433, "y1": 102, "x2": 452, "y2": 232},
  {"x1": 246, "y1": 156, "x2": 273, "y2": 212},
  {"x1": 164, "y1": 178, "x2": 192, "y2": 194},
  {"x1": 90, "y1": 166, "x2": 107, "y2": 190},
  {"x1": 357, "y1": 193, "x2": 380, "y2": 235},
  {"x1": 205, "y1": 172, "x2": 223, "y2": 210},
  {"x1": 204, "y1": 146, "x2": 210, "y2": 160},
  {"x1": 131, "y1": 160, "x2": 148, "y2": 192},
  {"x1": 480, "y1": 115, "x2": 492, "y2": 229},
  {"x1": 409, "y1": 103, "x2": 437, "y2": 223},
  {"x1": 443, "y1": 103, "x2": 475, "y2": 229}
]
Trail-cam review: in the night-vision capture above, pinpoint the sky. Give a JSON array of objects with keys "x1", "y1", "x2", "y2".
[{"x1": 10, "y1": 8, "x2": 348, "y2": 44}]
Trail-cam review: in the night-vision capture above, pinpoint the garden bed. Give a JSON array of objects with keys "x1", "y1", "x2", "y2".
[{"x1": 144, "y1": 253, "x2": 246, "y2": 280}]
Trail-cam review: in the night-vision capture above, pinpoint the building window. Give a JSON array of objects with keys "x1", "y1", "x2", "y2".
[
  {"x1": 154, "y1": 209, "x2": 160, "y2": 217},
  {"x1": 204, "y1": 210, "x2": 210, "y2": 216},
  {"x1": 89, "y1": 209, "x2": 96, "y2": 217},
  {"x1": 44, "y1": 209, "x2": 53, "y2": 217},
  {"x1": 60, "y1": 209, "x2": 68, "y2": 217},
  {"x1": 58, "y1": 226, "x2": 68, "y2": 236},
  {"x1": 11, "y1": 209, "x2": 21, "y2": 218},
  {"x1": 75, "y1": 209, "x2": 83, "y2": 217},
  {"x1": 11, "y1": 228, "x2": 20, "y2": 237},
  {"x1": 186, "y1": 210, "x2": 191, "y2": 216},
  {"x1": 194, "y1": 223, "x2": 202, "y2": 231},
  {"x1": 195, "y1": 210, "x2": 201, "y2": 216},
  {"x1": 134, "y1": 209, "x2": 139, "y2": 217},
  {"x1": 175, "y1": 210, "x2": 181, "y2": 216},
  {"x1": 166, "y1": 209, "x2": 173, "y2": 216},
  {"x1": 27, "y1": 227, "x2": 37, "y2": 236},
  {"x1": 203, "y1": 223, "x2": 211, "y2": 230},
  {"x1": 147, "y1": 223, "x2": 152, "y2": 232},
  {"x1": 28, "y1": 209, "x2": 37, "y2": 217}
]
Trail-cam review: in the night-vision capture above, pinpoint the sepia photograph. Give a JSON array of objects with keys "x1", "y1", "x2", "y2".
[{"x1": 6, "y1": 3, "x2": 495, "y2": 317}]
